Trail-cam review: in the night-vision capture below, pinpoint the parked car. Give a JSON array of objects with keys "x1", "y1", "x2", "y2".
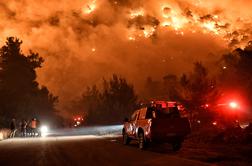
[{"x1": 122, "y1": 101, "x2": 191, "y2": 151}]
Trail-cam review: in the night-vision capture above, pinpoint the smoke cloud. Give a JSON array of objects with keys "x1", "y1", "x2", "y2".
[{"x1": 0, "y1": 0, "x2": 251, "y2": 111}]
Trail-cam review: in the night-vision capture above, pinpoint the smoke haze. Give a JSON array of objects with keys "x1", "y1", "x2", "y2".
[{"x1": 0, "y1": 0, "x2": 251, "y2": 110}]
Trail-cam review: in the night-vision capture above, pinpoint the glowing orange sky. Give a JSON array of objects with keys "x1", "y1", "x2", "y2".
[{"x1": 0, "y1": 0, "x2": 251, "y2": 109}]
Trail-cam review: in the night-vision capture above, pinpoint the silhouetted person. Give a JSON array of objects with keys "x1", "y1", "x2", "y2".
[
  {"x1": 31, "y1": 118, "x2": 37, "y2": 136},
  {"x1": 36, "y1": 119, "x2": 41, "y2": 136},
  {"x1": 10, "y1": 118, "x2": 16, "y2": 138},
  {"x1": 21, "y1": 120, "x2": 27, "y2": 137}
]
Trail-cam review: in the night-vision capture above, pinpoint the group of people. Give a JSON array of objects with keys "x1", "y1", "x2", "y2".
[{"x1": 10, "y1": 118, "x2": 41, "y2": 138}]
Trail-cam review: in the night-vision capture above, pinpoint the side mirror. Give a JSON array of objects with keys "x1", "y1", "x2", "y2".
[{"x1": 124, "y1": 118, "x2": 129, "y2": 122}]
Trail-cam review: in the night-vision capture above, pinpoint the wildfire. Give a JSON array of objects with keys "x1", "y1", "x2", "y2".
[
  {"x1": 161, "y1": 21, "x2": 171, "y2": 27},
  {"x1": 127, "y1": 25, "x2": 157, "y2": 41},
  {"x1": 128, "y1": 36, "x2": 136, "y2": 41},
  {"x1": 202, "y1": 21, "x2": 219, "y2": 34},
  {"x1": 160, "y1": 4, "x2": 188, "y2": 31},
  {"x1": 171, "y1": 16, "x2": 188, "y2": 30},
  {"x1": 143, "y1": 26, "x2": 156, "y2": 38},
  {"x1": 83, "y1": 0, "x2": 96, "y2": 14},
  {"x1": 129, "y1": 8, "x2": 145, "y2": 18},
  {"x1": 82, "y1": 0, "x2": 252, "y2": 45},
  {"x1": 162, "y1": 6, "x2": 172, "y2": 18}
]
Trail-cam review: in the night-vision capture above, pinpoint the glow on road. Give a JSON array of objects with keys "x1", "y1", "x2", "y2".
[{"x1": 0, "y1": 125, "x2": 123, "y2": 143}]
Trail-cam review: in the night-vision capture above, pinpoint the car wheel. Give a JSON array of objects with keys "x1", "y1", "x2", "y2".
[
  {"x1": 138, "y1": 132, "x2": 145, "y2": 149},
  {"x1": 123, "y1": 131, "x2": 130, "y2": 145},
  {"x1": 172, "y1": 141, "x2": 182, "y2": 151}
]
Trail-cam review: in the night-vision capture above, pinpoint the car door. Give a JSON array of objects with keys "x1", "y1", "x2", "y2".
[
  {"x1": 136, "y1": 108, "x2": 149, "y2": 135},
  {"x1": 128, "y1": 110, "x2": 139, "y2": 136}
]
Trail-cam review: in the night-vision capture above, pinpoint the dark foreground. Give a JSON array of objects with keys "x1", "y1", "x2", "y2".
[
  {"x1": 1, "y1": 133, "x2": 252, "y2": 166},
  {"x1": 0, "y1": 135, "x2": 210, "y2": 166}
]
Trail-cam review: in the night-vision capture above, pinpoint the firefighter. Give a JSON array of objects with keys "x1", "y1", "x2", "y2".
[
  {"x1": 10, "y1": 118, "x2": 17, "y2": 138},
  {"x1": 20, "y1": 119, "x2": 27, "y2": 137},
  {"x1": 31, "y1": 118, "x2": 37, "y2": 137},
  {"x1": 36, "y1": 119, "x2": 41, "y2": 136}
]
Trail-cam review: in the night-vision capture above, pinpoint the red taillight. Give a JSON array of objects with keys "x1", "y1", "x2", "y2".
[{"x1": 229, "y1": 102, "x2": 238, "y2": 109}]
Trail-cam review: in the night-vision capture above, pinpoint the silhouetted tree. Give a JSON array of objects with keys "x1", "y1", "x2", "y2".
[
  {"x1": 82, "y1": 85, "x2": 101, "y2": 124},
  {"x1": 179, "y1": 62, "x2": 218, "y2": 124},
  {"x1": 73, "y1": 74, "x2": 137, "y2": 125},
  {"x1": 162, "y1": 74, "x2": 180, "y2": 100},
  {"x1": 144, "y1": 76, "x2": 162, "y2": 99},
  {"x1": 101, "y1": 75, "x2": 137, "y2": 124},
  {"x1": 0, "y1": 37, "x2": 58, "y2": 127},
  {"x1": 220, "y1": 41, "x2": 252, "y2": 103}
]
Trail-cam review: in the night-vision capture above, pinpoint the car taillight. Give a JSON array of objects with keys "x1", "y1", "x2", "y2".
[{"x1": 229, "y1": 102, "x2": 238, "y2": 109}]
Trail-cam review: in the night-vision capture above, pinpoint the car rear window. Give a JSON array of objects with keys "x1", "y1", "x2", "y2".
[
  {"x1": 157, "y1": 107, "x2": 180, "y2": 118},
  {"x1": 146, "y1": 106, "x2": 180, "y2": 119}
]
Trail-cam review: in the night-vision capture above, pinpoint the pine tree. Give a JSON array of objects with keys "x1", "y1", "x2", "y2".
[{"x1": 0, "y1": 37, "x2": 57, "y2": 127}]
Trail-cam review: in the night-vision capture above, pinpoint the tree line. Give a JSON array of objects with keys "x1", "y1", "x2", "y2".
[
  {"x1": 69, "y1": 41, "x2": 252, "y2": 126},
  {"x1": 143, "y1": 41, "x2": 252, "y2": 125},
  {"x1": 1, "y1": 36, "x2": 252, "y2": 127},
  {"x1": 68, "y1": 75, "x2": 138, "y2": 125},
  {"x1": 0, "y1": 37, "x2": 58, "y2": 127}
]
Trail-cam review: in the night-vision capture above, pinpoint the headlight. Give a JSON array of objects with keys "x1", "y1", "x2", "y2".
[{"x1": 40, "y1": 126, "x2": 49, "y2": 137}]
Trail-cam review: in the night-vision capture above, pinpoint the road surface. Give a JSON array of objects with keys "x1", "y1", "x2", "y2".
[{"x1": 0, "y1": 134, "x2": 210, "y2": 166}]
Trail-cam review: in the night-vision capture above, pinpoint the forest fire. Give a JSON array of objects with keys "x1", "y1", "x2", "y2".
[
  {"x1": 202, "y1": 22, "x2": 218, "y2": 34},
  {"x1": 83, "y1": 0, "x2": 97, "y2": 14},
  {"x1": 1, "y1": 2, "x2": 252, "y2": 165},
  {"x1": 143, "y1": 26, "x2": 156, "y2": 38},
  {"x1": 129, "y1": 8, "x2": 145, "y2": 18},
  {"x1": 0, "y1": 0, "x2": 252, "y2": 114}
]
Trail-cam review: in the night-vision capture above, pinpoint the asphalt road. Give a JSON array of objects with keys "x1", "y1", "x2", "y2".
[{"x1": 0, "y1": 134, "x2": 211, "y2": 166}]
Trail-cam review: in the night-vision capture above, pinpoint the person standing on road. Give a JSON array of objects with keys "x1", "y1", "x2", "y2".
[
  {"x1": 31, "y1": 118, "x2": 37, "y2": 136},
  {"x1": 36, "y1": 119, "x2": 41, "y2": 136},
  {"x1": 21, "y1": 119, "x2": 27, "y2": 137},
  {"x1": 10, "y1": 118, "x2": 17, "y2": 138}
]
